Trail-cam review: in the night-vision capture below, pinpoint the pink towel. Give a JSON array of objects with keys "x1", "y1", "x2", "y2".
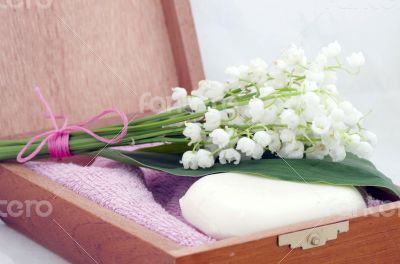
[{"x1": 26, "y1": 155, "x2": 215, "y2": 247}]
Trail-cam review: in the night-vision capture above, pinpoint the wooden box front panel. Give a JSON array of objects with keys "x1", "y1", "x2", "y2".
[{"x1": 172, "y1": 202, "x2": 400, "y2": 263}]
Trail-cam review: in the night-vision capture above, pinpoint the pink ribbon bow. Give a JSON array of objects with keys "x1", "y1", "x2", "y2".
[{"x1": 17, "y1": 87, "x2": 128, "y2": 163}]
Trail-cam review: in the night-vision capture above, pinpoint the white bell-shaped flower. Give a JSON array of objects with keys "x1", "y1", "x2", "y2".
[
  {"x1": 204, "y1": 108, "x2": 222, "y2": 131},
  {"x1": 171, "y1": 87, "x2": 188, "y2": 106},
  {"x1": 210, "y1": 128, "x2": 230, "y2": 148},
  {"x1": 253, "y1": 131, "x2": 272, "y2": 147},
  {"x1": 236, "y1": 137, "x2": 256, "y2": 157},
  {"x1": 188, "y1": 97, "x2": 206, "y2": 113},
  {"x1": 181, "y1": 151, "x2": 199, "y2": 170},
  {"x1": 248, "y1": 98, "x2": 265, "y2": 123},
  {"x1": 196, "y1": 149, "x2": 215, "y2": 168},
  {"x1": 251, "y1": 143, "x2": 265, "y2": 159},
  {"x1": 346, "y1": 52, "x2": 365, "y2": 68},
  {"x1": 183, "y1": 123, "x2": 202, "y2": 145},
  {"x1": 280, "y1": 109, "x2": 301, "y2": 129},
  {"x1": 322, "y1": 41, "x2": 341, "y2": 58},
  {"x1": 311, "y1": 116, "x2": 331, "y2": 135},
  {"x1": 219, "y1": 148, "x2": 241, "y2": 165}
]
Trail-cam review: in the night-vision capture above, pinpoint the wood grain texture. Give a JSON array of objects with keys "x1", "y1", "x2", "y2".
[
  {"x1": 173, "y1": 202, "x2": 400, "y2": 263},
  {"x1": 0, "y1": 0, "x2": 203, "y2": 138},
  {"x1": 0, "y1": 163, "x2": 179, "y2": 264},
  {"x1": 162, "y1": 0, "x2": 204, "y2": 91}
]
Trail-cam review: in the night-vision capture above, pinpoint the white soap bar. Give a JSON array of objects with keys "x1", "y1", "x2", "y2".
[{"x1": 180, "y1": 173, "x2": 366, "y2": 239}]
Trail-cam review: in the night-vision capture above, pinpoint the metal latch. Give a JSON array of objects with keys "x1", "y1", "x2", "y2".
[{"x1": 278, "y1": 221, "x2": 349, "y2": 250}]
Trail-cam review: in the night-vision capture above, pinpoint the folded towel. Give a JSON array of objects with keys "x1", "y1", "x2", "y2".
[{"x1": 27, "y1": 155, "x2": 215, "y2": 247}]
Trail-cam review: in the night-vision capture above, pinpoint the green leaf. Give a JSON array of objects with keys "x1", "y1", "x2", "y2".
[
  {"x1": 99, "y1": 149, "x2": 400, "y2": 199},
  {"x1": 136, "y1": 143, "x2": 191, "y2": 154}
]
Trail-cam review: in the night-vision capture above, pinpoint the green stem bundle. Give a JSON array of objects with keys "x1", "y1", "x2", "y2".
[{"x1": 0, "y1": 82, "x2": 309, "y2": 162}]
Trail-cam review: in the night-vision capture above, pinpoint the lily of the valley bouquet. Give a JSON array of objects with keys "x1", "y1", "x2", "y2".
[{"x1": 1, "y1": 42, "x2": 399, "y2": 198}]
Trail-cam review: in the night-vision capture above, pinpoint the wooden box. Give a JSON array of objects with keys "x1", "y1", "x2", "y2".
[{"x1": 1, "y1": 1, "x2": 400, "y2": 263}]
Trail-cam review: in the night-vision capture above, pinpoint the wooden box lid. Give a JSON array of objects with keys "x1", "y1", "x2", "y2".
[
  {"x1": 1, "y1": 1, "x2": 400, "y2": 264},
  {"x1": 0, "y1": 0, "x2": 203, "y2": 138}
]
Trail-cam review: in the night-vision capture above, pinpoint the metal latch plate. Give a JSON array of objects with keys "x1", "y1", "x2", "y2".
[{"x1": 278, "y1": 221, "x2": 349, "y2": 250}]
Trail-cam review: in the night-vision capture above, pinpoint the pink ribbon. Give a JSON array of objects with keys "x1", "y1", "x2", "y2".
[{"x1": 17, "y1": 87, "x2": 128, "y2": 163}]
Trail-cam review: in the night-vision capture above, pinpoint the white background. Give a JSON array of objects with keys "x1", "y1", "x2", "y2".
[{"x1": 1, "y1": 0, "x2": 399, "y2": 263}]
